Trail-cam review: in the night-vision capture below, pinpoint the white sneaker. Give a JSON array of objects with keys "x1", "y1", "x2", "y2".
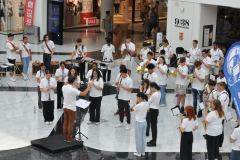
[
  {"x1": 95, "y1": 122, "x2": 100, "y2": 125},
  {"x1": 125, "y1": 124, "x2": 130, "y2": 130},
  {"x1": 49, "y1": 121, "x2": 53, "y2": 125},
  {"x1": 10, "y1": 77, "x2": 16, "y2": 82},
  {"x1": 87, "y1": 121, "x2": 94, "y2": 125},
  {"x1": 45, "y1": 121, "x2": 48, "y2": 125},
  {"x1": 133, "y1": 152, "x2": 141, "y2": 157},
  {"x1": 115, "y1": 123, "x2": 123, "y2": 128},
  {"x1": 160, "y1": 104, "x2": 166, "y2": 107}
]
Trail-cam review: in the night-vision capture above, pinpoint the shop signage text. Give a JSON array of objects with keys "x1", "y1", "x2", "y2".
[
  {"x1": 24, "y1": 0, "x2": 36, "y2": 26},
  {"x1": 174, "y1": 18, "x2": 189, "y2": 29}
]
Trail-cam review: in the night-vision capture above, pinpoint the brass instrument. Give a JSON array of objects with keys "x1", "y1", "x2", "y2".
[
  {"x1": 168, "y1": 70, "x2": 177, "y2": 78},
  {"x1": 187, "y1": 74, "x2": 194, "y2": 82},
  {"x1": 137, "y1": 65, "x2": 148, "y2": 74}
]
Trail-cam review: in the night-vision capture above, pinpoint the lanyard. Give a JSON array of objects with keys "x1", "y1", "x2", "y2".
[{"x1": 48, "y1": 79, "x2": 51, "y2": 101}]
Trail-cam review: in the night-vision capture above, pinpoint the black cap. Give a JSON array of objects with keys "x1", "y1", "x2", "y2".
[{"x1": 8, "y1": 33, "x2": 14, "y2": 37}]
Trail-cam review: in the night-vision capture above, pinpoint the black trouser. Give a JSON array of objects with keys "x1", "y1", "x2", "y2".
[
  {"x1": 89, "y1": 96, "x2": 102, "y2": 122},
  {"x1": 180, "y1": 132, "x2": 193, "y2": 160},
  {"x1": 78, "y1": 62, "x2": 85, "y2": 81},
  {"x1": 102, "y1": 69, "x2": 111, "y2": 82},
  {"x1": 37, "y1": 86, "x2": 42, "y2": 109},
  {"x1": 146, "y1": 112, "x2": 150, "y2": 136},
  {"x1": 42, "y1": 100, "x2": 54, "y2": 122},
  {"x1": 7, "y1": 59, "x2": 16, "y2": 72},
  {"x1": 118, "y1": 99, "x2": 131, "y2": 124},
  {"x1": 43, "y1": 53, "x2": 51, "y2": 71},
  {"x1": 206, "y1": 135, "x2": 220, "y2": 160},
  {"x1": 219, "y1": 120, "x2": 225, "y2": 147},
  {"x1": 149, "y1": 108, "x2": 159, "y2": 143},
  {"x1": 57, "y1": 82, "x2": 64, "y2": 109}
]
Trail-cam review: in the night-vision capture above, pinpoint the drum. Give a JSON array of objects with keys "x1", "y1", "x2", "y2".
[
  {"x1": 50, "y1": 61, "x2": 59, "y2": 74},
  {"x1": 32, "y1": 61, "x2": 41, "y2": 75},
  {"x1": 65, "y1": 60, "x2": 73, "y2": 70},
  {"x1": 15, "y1": 62, "x2": 23, "y2": 75}
]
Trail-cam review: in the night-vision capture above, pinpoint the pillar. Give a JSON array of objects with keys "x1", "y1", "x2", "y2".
[{"x1": 34, "y1": 0, "x2": 47, "y2": 39}]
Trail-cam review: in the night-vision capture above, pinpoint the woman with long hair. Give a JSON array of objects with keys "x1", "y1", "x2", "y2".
[
  {"x1": 140, "y1": 79, "x2": 150, "y2": 96},
  {"x1": 64, "y1": 67, "x2": 81, "y2": 88},
  {"x1": 88, "y1": 69, "x2": 104, "y2": 125},
  {"x1": 41, "y1": 34, "x2": 55, "y2": 70},
  {"x1": 179, "y1": 106, "x2": 198, "y2": 160},
  {"x1": 203, "y1": 99, "x2": 224, "y2": 160}
]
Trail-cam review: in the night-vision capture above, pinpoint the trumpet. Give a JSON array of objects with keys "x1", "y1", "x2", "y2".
[
  {"x1": 137, "y1": 66, "x2": 148, "y2": 74},
  {"x1": 168, "y1": 70, "x2": 177, "y2": 78},
  {"x1": 187, "y1": 74, "x2": 194, "y2": 82}
]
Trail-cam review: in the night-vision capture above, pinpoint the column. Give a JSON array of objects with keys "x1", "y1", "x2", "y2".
[
  {"x1": 34, "y1": 0, "x2": 47, "y2": 39},
  {"x1": 100, "y1": 0, "x2": 113, "y2": 31}
]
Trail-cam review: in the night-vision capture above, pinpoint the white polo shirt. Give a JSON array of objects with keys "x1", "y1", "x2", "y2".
[
  {"x1": 217, "y1": 90, "x2": 229, "y2": 114},
  {"x1": 140, "y1": 59, "x2": 157, "y2": 67},
  {"x1": 148, "y1": 91, "x2": 160, "y2": 109},
  {"x1": 206, "y1": 111, "x2": 224, "y2": 136},
  {"x1": 189, "y1": 47, "x2": 201, "y2": 64},
  {"x1": 202, "y1": 56, "x2": 212, "y2": 76},
  {"x1": 157, "y1": 64, "x2": 168, "y2": 85},
  {"x1": 192, "y1": 67, "x2": 205, "y2": 91},
  {"x1": 89, "y1": 78, "x2": 104, "y2": 97},
  {"x1": 118, "y1": 76, "x2": 133, "y2": 101},
  {"x1": 55, "y1": 68, "x2": 69, "y2": 82},
  {"x1": 231, "y1": 127, "x2": 240, "y2": 151},
  {"x1": 86, "y1": 69, "x2": 102, "y2": 80},
  {"x1": 101, "y1": 44, "x2": 115, "y2": 62},
  {"x1": 73, "y1": 44, "x2": 87, "y2": 57},
  {"x1": 158, "y1": 45, "x2": 173, "y2": 65},
  {"x1": 19, "y1": 43, "x2": 31, "y2": 58},
  {"x1": 6, "y1": 40, "x2": 17, "y2": 60},
  {"x1": 36, "y1": 70, "x2": 45, "y2": 86},
  {"x1": 139, "y1": 47, "x2": 151, "y2": 60},
  {"x1": 176, "y1": 65, "x2": 188, "y2": 86},
  {"x1": 210, "y1": 48, "x2": 224, "y2": 63},
  {"x1": 62, "y1": 84, "x2": 81, "y2": 112},
  {"x1": 120, "y1": 42, "x2": 135, "y2": 61},
  {"x1": 216, "y1": 77, "x2": 227, "y2": 84},
  {"x1": 181, "y1": 118, "x2": 198, "y2": 132},
  {"x1": 143, "y1": 72, "x2": 158, "y2": 83},
  {"x1": 40, "y1": 77, "x2": 57, "y2": 101},
  {"x1": 134, "y1": 101, "x2": 149, "y2": 122},
  {"x1": 42, "y1": 40, "x2": 55, "y2": 54}
]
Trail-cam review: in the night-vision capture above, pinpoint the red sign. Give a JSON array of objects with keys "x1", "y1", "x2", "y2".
[
  {"x1": 24, "y1": 0, "x2": 36, "y2": 26},
  {"x1": 87, "y1": 17, "x2": 97, "y2": 25}
]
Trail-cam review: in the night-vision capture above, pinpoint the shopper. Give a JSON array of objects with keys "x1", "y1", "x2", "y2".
[
  {"x1": 40, "y1": 70, "x2": 57, "y2": 124},
  {"x1": 147, "y1": 82, "x2": 160, "y2": 147},
  {"x1": 88, "y1": 69, "x2": 103, "y2": 125},
  {"x1": 36, "y1": 63, "x2": 46, "y2": 109},
  {"x1": 179, "y1": 106, "x2": 198, "y2": 160},
  {"x1": 230, "y1": 121, "x2": 240, "y2": 160},
  {"x1": 42, "y1": 34, "x2": 55, "y2": 71},
  {"x1": 157, "y1": 56, "x2": 168, "y2": 107},
  {"x1": 203, "y1": 99, "x2": 225, "y2": 160},
  {"x1": 131, "y1": 92, "x2": 149, "y2": 157},
  {"x1": 19, "y1": 36, "x2": 32, "y2": 80}
]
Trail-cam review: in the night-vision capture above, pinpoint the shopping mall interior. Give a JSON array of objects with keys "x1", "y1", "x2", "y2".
[{"x1": 0, "y1": 0, "x2": 239, "y2": 160}]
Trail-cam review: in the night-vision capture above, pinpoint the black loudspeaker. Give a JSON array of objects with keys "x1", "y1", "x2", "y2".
[{"x1": 47, "y1": 0, "x2": 64, "y2": 45}]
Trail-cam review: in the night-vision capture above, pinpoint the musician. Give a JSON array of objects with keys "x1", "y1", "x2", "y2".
[
  {"x1": 147, "y1": 82, "x2": 160, "y2": 147},
  {"x1": 42, "y1": 34, "x2": 55, "y2": 71},
  {"x1": 88, "y1": 69, "x2": 104, "y2": 124},
  {"x1": 210, "y1": 42, "x2": 224, "y2": 76},
  {"x1": 6, "y1": 33, "x2": 18, "y2": 82},
  {"x1": 157, "y1": 39, "x2": 173, "y2": 65},
  {"x1": 131, "y1": 92, "x2": 149, "y2": 157},
  {"x1": 101, "y1": 38, "x2": 115, "y2": 83},
  {"x1": 120, "y1": 36, "x2": 136, "y2": 76},
  {"x1": 115, "y1": 67, "x2": 133, "y2": 130},
  {"x1": 140, "y1": 51, "x2": 156, "y2": 67},
  {"x1": 143, "y1": 63, "x2": 158, "y2": 83},
  {"x1": 71, "y1": 38, "x2": 87, "y2": 81},
  {"x1": 55, "y1": 61, "x2": 69, "y2": 109},
  {"x1": 157, "y1": 56, "x2": 168, "y2": 107},
  {"x1": 139, "y1": 42, "x2": 151, "y2": 61},
  {"x1": 40, "y1": 70, "x2": 57, "y2": 124},
  {"x1": 188, "y1": 40, "x2": 201, "y2": 74},
  {"x1": 64, "y1": 67, "x2": 81, "y2": 88},
  {"x1": 36, "y1": 63, "x2": 45, "y2": 110},
  {"x1": 62, "y1": 76, "x2": 92, "y2": 142},
  {"x1": 202, "y1": 50, "x2": 212, "y2": 82},
  {"x1": 216, "y1": 70, "x2": 227, "y2": 84},
  {"x1": 140, "y1": 79, "x2": 151, "y2": 96},
  {"x1": 203, "y1": 80, "x2": 217, "y2": 112},
  {"x1": 179, "y1": 106, "x2": 198, "y2": 160},
  {"x1": 86, "y1": 62, "x2": 102, "y2": 80},
  {"x1": 192, "y1": 61, "x2": 205, "y2": 117},
  {"x1": 19, "y1": 36, "x2": 32, "y2": 80},
  {"x1": 174, "y1": 57, "x2": 188, "y2": 113}
]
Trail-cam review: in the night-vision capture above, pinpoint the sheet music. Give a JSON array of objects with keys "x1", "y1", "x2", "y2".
[
  {"x1": 171, "y1": 107, "x2": 180, "y2": 116},
  {"x1": 76, "y1": 99, "x2": 91, "y2": 109}
]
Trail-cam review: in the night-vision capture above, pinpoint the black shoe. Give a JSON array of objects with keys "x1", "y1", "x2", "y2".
[
  {"x1": 197, "y1": 110, "x2": 202, "y2": 118},
  {"x1": 146, "y1": 133, "x2": 149, "y2": 137},
  {"x1": 180, "y1": 106, "x2": 184, "y2": 114},
  {"x1": 147, "y1": 141, "x2": 156, "y2": 147},
  {"x1": 147, "y1": 140, "x2": 153, "y2": 144}
]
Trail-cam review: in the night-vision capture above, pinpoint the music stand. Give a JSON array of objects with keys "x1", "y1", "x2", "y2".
[
  {"x1": 0, "y1": 64, "x2": 10, "y2": 87},
  {"x1": 75, "y1": 99, "x2": 91, "y2": 142}
]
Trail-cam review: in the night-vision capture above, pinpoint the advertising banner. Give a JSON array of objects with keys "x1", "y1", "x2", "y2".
[
  {"x1": 223, "y1": 42, "x2": 240, "y2": 118},
  {"x1": 24, "y1": 0, "x2": 36, "y2": 26}
]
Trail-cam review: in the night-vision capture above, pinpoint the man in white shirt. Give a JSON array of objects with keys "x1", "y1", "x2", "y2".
[
  {"x1": 140, "y1": 51, "x2": 156, "y2": 67},
  {"x1": 174, "y1": 57, "x2": 188, "y2": 113},
  {"x1": 192, "y1": 61, "x2": 205, "y2": 117},
  {"x1": 55, "y1": 61, "x2": 69, "y2": 109},
  {"x1": 120, "y1": 36, "x2": 136, "y2": 75},
  {"x1": 40, "y1": 70, "x2": 57, "y2": 124},
  {"x1": 157, "y1": 39, "x2": 173, "y2": 65},
  {"x1": 143, "y1": 63, "x2": 158, "y2": 83},
  {"x1": 115, "y1": 67, "x2": 133, "y2": 130},
  {"x1": 202, "y1": 50, "x2": 212, "y2": 82},
  {"x1": 188, "y1": 40, "x2": 201, "y2": 74},
  {"x1": 210, "y1": 42, "x2": 224, "y2": 76},
  {"x1": 62, "y1": 76, "x2": 91, "y2": 142},
  {"x1": 36, "y1": 63, "x2": 45, "y2": 109},
  {"x1": 138, "y1": 42, "x2": 151, "y2": 61},
  {"x1": 6, "y1": 33, "x2": 19, "y2": 82},
  {"x1": 19, "y1": 36, "x2": 32, "y2": 80},
  {"x1": 42, "y1": 34, "x2": 55, "y2": 71}
]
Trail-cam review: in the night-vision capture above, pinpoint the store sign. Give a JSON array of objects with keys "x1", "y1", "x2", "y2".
[
  {"x1": 223, "y1": 42, "x2": 240, "y2": 118},
  {"x1": 174, "y1": 18, "x2": 189, "y2": 29},
  {"x1": 24, "y1": 0, "x2": 36, "y2": 26},
  {"x1": 87, "y1": 17, "x2": 97, "y2": 25}
]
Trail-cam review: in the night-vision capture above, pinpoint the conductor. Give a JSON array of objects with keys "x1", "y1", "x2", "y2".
[{"x1": 62, "y1": 76, "x2": 92, "y2": 142}]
